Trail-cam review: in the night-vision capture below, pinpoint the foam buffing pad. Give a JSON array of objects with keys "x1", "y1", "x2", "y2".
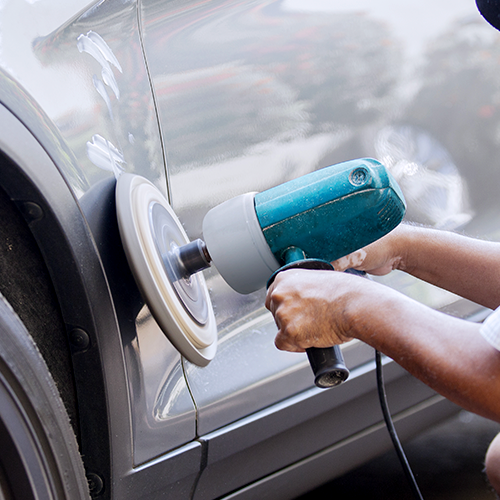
[{"x1": 116, "y1": 174, "x2": 217, "y2": 366}]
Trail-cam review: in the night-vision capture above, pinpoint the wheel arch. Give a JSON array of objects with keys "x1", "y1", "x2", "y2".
[{"x1": 0, "y1": 70, "x2": 132, "y2": 498}]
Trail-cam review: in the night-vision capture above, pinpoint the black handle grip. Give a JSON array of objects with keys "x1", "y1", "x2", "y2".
[
  {"x1": 306, "y1": 345, "x2": 349, "y2": 388},
  {"x1": 267, "y1": 258, "x2": 350, "y2": 389}
]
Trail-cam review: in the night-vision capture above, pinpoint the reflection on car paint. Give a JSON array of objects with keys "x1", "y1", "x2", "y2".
[
  {"x1": 154, "y1": 362, "x2": 192, "y2": 421},
  {"x1": 375, "y1": 125, "x2": 473, "y2": 229},
  {"x1": 124, "y1": 305, "x2": 197, "y2": 465},
  {"x1": 141, "y1": 0, "x2": 407, "y2": 436}
]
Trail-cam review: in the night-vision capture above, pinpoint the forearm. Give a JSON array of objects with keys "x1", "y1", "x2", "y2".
[
  {"x1": 269, "y1": 245, "x2": 500, "y2": 421},
  {"x1": 396, "y1": 225, "x2": 500, "y2": 309},
  {"x1": 352, "y1": 290, "x2": 500, "y2": 422}
]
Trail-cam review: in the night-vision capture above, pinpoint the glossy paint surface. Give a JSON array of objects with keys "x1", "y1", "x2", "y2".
[
  {"x1": 140, "y1": 0, "x2": 497, "y2": 434},
  {"x1": 0, "y1": 0, "x2": 167, "y2": 192}
]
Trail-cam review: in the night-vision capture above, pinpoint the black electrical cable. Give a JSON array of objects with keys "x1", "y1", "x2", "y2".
[
  {"x1": 375, "y1": 350, "x2": 424, "y2": 500},
  {"x1": 343, "y1": 270, "x2": 423, "y2": 497}
]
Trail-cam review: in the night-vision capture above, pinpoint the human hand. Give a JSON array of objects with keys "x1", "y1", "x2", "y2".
[
  {"x1": 265, "y1": 269, "x2": 378, "y2": 352},
  {"x1": 330, "y1": 223, "x2": 410, "y2": 275}
]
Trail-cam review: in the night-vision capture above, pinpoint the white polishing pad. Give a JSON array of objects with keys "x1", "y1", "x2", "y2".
[{"x1": 116, "y1": 174, "x2": 217, "y2": 366}]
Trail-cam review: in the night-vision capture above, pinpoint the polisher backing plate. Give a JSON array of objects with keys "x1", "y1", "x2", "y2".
[{"x1": 116, "y1": 174, "x2": 217, "y2": 366}]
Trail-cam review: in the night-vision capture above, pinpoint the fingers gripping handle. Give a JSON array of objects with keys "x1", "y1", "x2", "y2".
[{"x1": 267, "y1": 259, "x2": 349, "y2": 389}]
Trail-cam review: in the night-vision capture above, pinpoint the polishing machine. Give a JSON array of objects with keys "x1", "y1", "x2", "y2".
[{"x1": 116, "y1": 158, "x2": 406, "y2": 387}]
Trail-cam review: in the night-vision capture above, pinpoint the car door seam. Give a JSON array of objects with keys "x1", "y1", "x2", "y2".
[{"x1": 135, "y1": 0, "x2": 173, "y2": 203}]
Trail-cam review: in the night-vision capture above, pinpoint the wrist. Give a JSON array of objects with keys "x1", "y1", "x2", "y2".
[
  {"x1": 338, "y1": 276, "x2": 397, "y2": 344},
  {"x1": 346, "y1": 282, "x2": 418, "y2": 348},
  {"x1": 391, "y1": 223, "x2": 420, "y2": 274}
]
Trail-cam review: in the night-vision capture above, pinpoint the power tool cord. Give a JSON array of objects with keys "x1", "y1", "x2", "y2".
[{"x1": 375, "y1": 349, "x2": 424, "y2": 500}]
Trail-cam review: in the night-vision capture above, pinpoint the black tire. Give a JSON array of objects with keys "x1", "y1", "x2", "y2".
[{"x1": 0, "y1": 292, "x2": 89, "y2": 499}]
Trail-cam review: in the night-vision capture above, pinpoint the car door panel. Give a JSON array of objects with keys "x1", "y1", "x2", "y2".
[
  {"x1": 193, "y1": 362, "x2": 457, "y2": 499},
  {"x1": 184, "y1": 310, "x2": 378, "y2": 435}
]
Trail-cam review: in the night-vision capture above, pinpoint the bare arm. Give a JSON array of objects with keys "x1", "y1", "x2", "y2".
[
  {"x1": 331, "y1": 224, "x2": 500, "y2": 309},
  {"x1": 266, "y1": 269, "x2": 500, "y2": 422}
]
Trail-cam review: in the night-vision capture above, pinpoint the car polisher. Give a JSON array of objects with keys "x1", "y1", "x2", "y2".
[{"x1": 116, "y1": 158, "x2": 406, "y2": 387}]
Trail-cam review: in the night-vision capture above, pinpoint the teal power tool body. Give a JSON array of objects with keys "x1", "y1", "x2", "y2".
[{"x1": 201, "y1": 158, "x2": 406, "y2": 387}]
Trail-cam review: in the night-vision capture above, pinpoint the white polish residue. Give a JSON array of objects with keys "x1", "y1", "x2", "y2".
[
  {"x1": 332, "y1": 249, "x2": 367, "y2": 271},
  {"x1": 77, "y1": 31, "x2": 128, "y2": 176},
  {"x1": 92, "y1": 75, "x2": 113, "y2": 120},
  {"x1": 77, "y1": 30, "x2": 122, "y2": 102},
  {"x1": 86, "y1": 134, "x2": 125, "y2": 178}
]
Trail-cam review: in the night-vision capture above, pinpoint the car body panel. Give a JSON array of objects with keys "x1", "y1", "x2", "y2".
[
  {"x1": 220, "y1": 396, "x2": 456, "y2": 500},
  {"x1": 1, "y1": 0, "x2": 165, "y2": 193},
  {"x1": 193, "y1": 360, "x2": 453, "y2": 499}
]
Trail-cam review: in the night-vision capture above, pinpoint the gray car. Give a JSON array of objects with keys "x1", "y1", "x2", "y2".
[{"x1": 0, "y1": 0, "x2": 495, "y2": 499}]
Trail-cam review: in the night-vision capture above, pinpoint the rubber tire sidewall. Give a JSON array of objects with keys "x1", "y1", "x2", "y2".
[{"x1": 0, "y1": 292, "x2": 90, "y2": 499}]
